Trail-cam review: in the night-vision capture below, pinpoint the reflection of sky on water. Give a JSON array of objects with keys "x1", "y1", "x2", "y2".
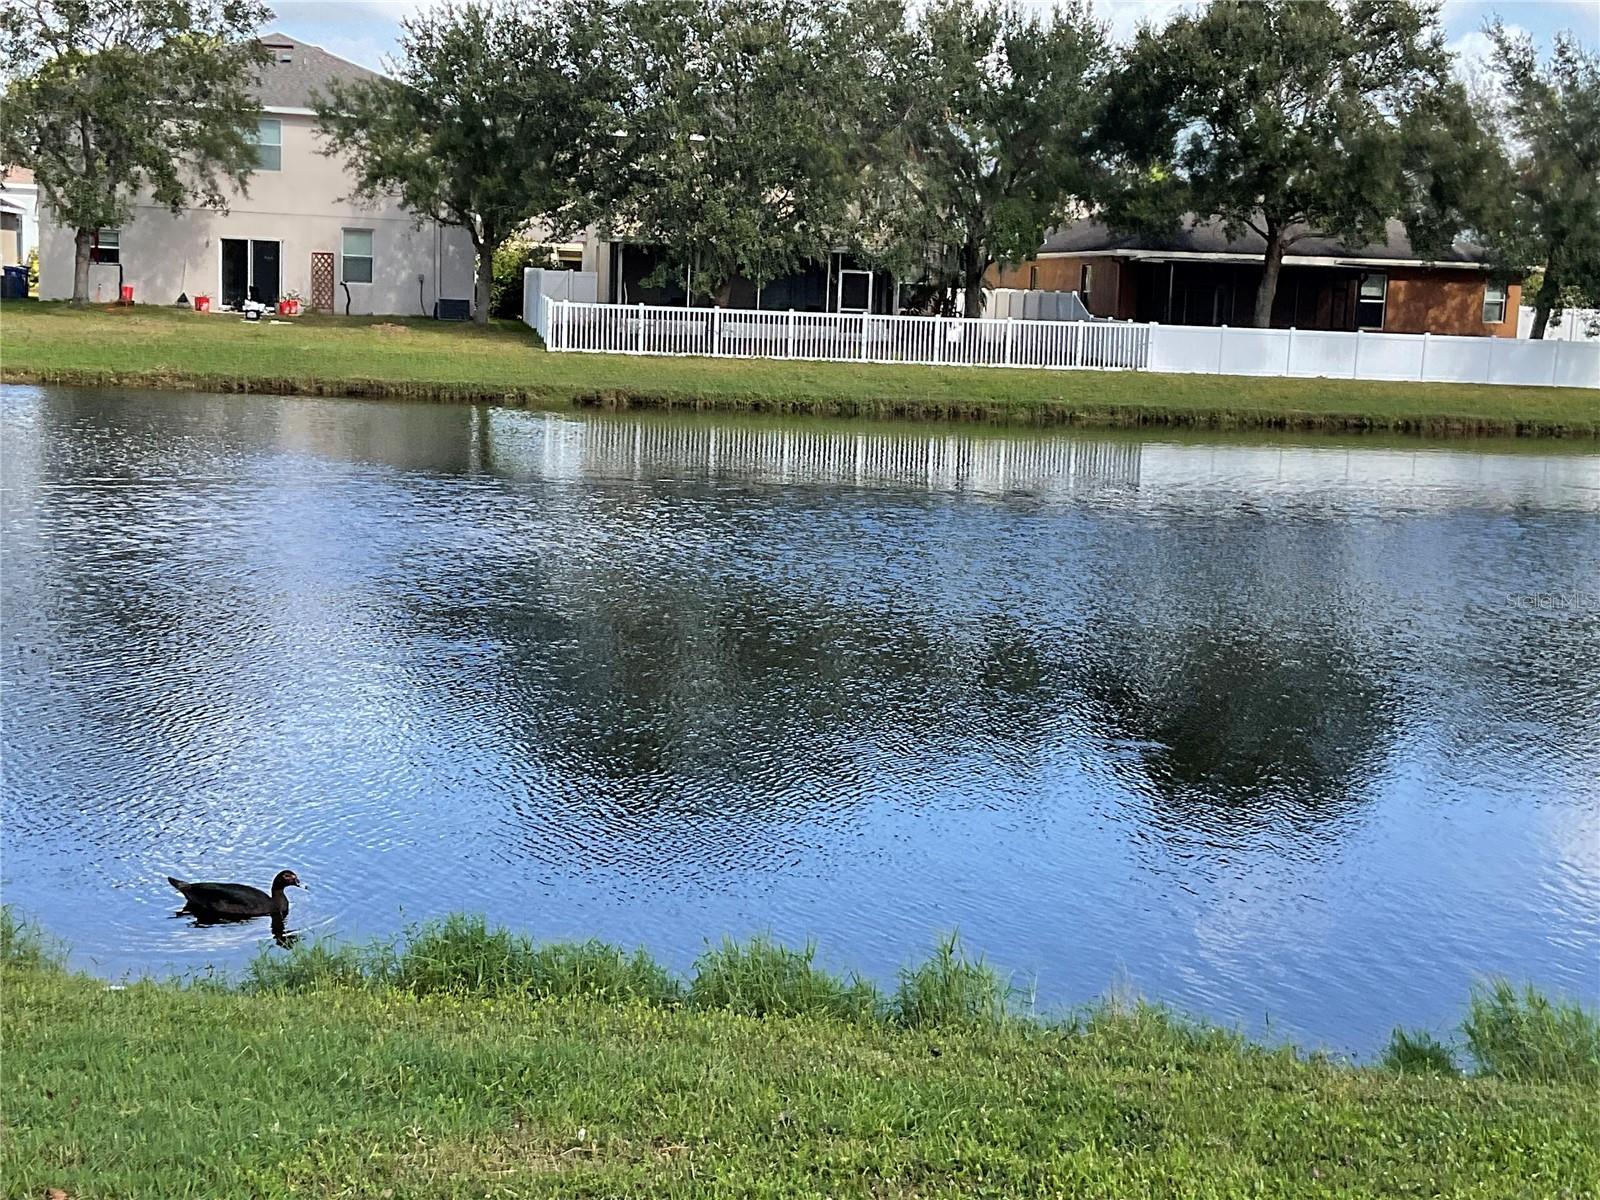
[{"x1": 2, "y1": 386, "x2": 1596, "y2": 1056}]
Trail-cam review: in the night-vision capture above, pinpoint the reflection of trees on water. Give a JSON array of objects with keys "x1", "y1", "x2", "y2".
[{"x1": 1062, "y1": 618, "x2": 1398, "y2": 836}]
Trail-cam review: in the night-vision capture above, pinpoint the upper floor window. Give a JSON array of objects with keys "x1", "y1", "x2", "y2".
[
  {"x1": 341, "y1": 228, "x2": 373, "y2": 283},
  {"x1": 1483, "y1": 280, "x2": 1508, "y2": 325},
  {"x1": 253, "y1": 118, "x2": 282, "y2": 171},
  {"x1": 1356, "y1": 272, "x2": 1387, "y2": 330},
  {"x1": 91, "y1": 228, "x2": 119, "y2": 264}
]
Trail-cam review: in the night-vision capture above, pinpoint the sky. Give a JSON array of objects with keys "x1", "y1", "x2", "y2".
[{"x1": 267, "y1": 0, "x2": 1598, "y2": 77}]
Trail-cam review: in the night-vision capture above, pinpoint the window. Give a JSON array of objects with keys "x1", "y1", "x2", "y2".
[
  {"x1": 1483, "y1": 280, "x2": 1508, "y2": 325},
  {"x1": 1356, "y1": 272, "x2": 1387, "y2": 330},
  {"x1": 341, "y1": 228, "x2": 373, "y2": 283},
  {"x1": 90, "y1": 227, "x2": 119, "y2": 264},
  {"x1": 1028, "y1": 265, "x2": 1038, "y2": 290},
  {"x1": 253, "y1": 118, "x2": 282, "y2": 171},
  {"x1": 1080, "y1": 264, "x2": 1094, "y2": 304}
]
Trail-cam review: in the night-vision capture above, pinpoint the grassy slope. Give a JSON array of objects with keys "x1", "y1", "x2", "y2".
[
  {"x1": 2, "y1": 300, "x2": 1596, "y2": 436},
  {"x1": 4, "y1": 961, "x2": 1596, "y2": 1199}
]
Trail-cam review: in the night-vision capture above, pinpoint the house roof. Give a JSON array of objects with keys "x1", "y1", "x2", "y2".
[
  {"x1": 1040, "y1": 217, "x2": 1490, "y2": 268},
  {"x1": 1, "y1": 165, "x2": 35, "y2": 185},
  {"x1": 251, "y1": 32, "x2": 384, "y2": 109}
]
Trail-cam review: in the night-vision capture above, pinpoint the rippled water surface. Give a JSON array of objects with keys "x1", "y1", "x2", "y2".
[{"x1": 3, "y1": 385, "x2": 1597, "y2": 1054}]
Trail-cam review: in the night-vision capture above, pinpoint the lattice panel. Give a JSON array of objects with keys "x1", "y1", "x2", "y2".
[{"x1": 310, "y1": 251, "x2": 335, "y2": 312}]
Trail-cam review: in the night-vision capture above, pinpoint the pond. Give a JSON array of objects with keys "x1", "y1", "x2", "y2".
[{"x1": 2, "y1": 385, "x2": 1596, "y2": 1056}]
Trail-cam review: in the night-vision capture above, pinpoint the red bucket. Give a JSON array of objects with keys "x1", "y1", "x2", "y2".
[
  {"x1": 119, "y1": 285, "x2": 134, "y2": 304},
  {"x1": 194, "y1": 295, "x2": 210, "y2": 312}
]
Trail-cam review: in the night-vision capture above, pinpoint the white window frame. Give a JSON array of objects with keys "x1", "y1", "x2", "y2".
[
  {"x1": 91, "y1": 227, "x2": 120, "y2": 264},
  {"x1": 836, "y1": 268, "x2": 873, "y2": 314},
  {"x1": 253, "y1": 118, "x2": 282, "y2": 172},
  {"x1": 1356, "y1": 272, "x2": 1387, "y2": 331},
  {"x1": 1482, "y1": 279, "x2": 1508, "y2": 325},
  {"x1": 340, "y1": 228, "x2": 374, "y2": 284}
]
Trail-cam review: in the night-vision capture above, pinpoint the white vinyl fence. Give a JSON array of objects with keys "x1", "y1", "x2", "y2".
[
  {"x1": 539, "y1": 297, "x2": 1151, "y2": 370},
  {"x1": 533, "y1": 295, "x2": 1599, "y2": 389},
  {"x1": 1517, "y1": 306, "x2": 1600, "y2": 343},
  {"x1": 1148, "y1": 323, "x2": 1599, "y2": 389}
]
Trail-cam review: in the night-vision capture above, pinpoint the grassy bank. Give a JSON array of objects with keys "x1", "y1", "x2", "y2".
[
  {"x1": 2, "y1": 299, "x2": 1596, "y2": 437},
  {"x1": 4, "y1": 913, "x2": 1597, "y2": 1198}
]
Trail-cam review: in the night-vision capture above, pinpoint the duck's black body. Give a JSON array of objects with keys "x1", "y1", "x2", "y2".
[{"x1": 168, "y1": 870, "x2": 303, "y2": 920}]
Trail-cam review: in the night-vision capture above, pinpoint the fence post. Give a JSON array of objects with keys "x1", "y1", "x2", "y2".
[
  {"x1": 1005, "y1": 318, "x2": 1015, "y2": 366},
  {"x1": 1550, "y1": 339, "x2": 1563, "y2": 386},
  {"x1": 1485, "y1": 332, "x2": 1498, "y2": 383},
  {"x1": 541, "y1": 293, "x2": 552, "y2": 347},
  {"x1": 636, "y1": 303, "x2": 645, "y2": 355},
  {"x1": 1352, "y1": 328, "x2": 1362, "y2": 378},
  {"x1": 1285, "y1": 326, "x2": 1295, "y2": 375},
  {"x1": 934, "y1": 315, "x2": 944, "y2": 365},
  {"x1": 1419, "y1": 331, "x2": 1429, "y2": 381},
  {"x1": 860, "y1": 311, "x2": 869, "y2": 361},
  {"x1": 788, "y1": 309, "x2": 796, "y2": 359},
  {"x1": 1217, "y1": 325, "x2": 1227, "y2": 374},
  {"x1": 713, "y1": 307, "x2": 723, "y2": 357}
]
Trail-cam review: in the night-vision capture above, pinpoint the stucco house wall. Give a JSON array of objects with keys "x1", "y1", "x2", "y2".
[{"x1": 35, "y1": 36, "x2": 476, "y2": 315}]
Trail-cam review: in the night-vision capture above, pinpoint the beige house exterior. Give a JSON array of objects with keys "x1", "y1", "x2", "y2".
[{"x1": 36, "y1": 34, "x2": 475, "y2": 314}]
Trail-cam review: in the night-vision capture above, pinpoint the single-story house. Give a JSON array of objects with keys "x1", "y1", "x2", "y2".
[
  {"x1": 990, "y1": 217, "x2": 1521, "y2": 337},
  {"x1": 36, "y1": 34, "x2": 475, "y2": 314}
]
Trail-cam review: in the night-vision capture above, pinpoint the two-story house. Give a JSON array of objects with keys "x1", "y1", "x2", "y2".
[{"x1": 36, "y1": 34, "x2": 475, "y2": 315}]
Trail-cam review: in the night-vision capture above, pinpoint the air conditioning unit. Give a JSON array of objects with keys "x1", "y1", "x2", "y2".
[{"x1": 434, "y1": 298, "x2": 471, "y2": 321}]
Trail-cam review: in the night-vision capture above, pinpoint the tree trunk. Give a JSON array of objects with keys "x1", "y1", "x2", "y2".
[
  {"x1": 1529, "y1": 268, "x2": 1561, "y2": 340},
  {"x1": 1252, "y1": 232, "x2": 1285, "y2": 328},
  {"x1": 473, "y1": 244, "x2": 493, "y2": 325},
  {"x1": 72, "y1": 228, "x2": 93, "y2": 306},
  {"x1": 961, "y1": 244, "x2": 988, "y2": 319}
]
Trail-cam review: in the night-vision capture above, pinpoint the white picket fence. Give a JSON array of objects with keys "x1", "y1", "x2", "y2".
[
  {"x1": 538, "y1": 297, "x2": 1151, "y2": 370},
  {"x1": 532, "y1": 296, "x2": 1599, "y2": 388}
]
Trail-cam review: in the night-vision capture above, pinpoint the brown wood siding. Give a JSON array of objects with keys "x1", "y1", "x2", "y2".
[{"x1": 1381, "y1": 269, "x2": 1520, "y2": 337}]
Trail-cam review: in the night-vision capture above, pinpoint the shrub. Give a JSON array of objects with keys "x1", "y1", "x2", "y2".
[
  {"x1": 689, "y1": 937, "x2": 883, "y2": 1022},
  {"x1": 1381, "y1": 1027, "x2": 1460, "y2": 1076},
  {"x1": 491, "y1": 240, "x2": 559, "y2": 319},
  {"x1": 1461, "y1": 979, "x2": 1600, "y2": 1084},
  {"x1": 894, "y1": 935, "x2": 1008, "y2": 1029}
]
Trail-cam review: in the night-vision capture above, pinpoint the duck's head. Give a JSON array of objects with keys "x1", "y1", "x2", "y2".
[{"x1": 272, "y1": 870, "x2": 305, "y2": 892}]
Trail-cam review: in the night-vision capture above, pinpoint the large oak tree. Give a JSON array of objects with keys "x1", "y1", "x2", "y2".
[
  {"x1": 1480, "y1": 24, "x2": 1600, "y2": 339},
  {"x1": 0, "y1": 0, "x2": 270, "y2": 305},
  {"x1": 1104, "y1": 0, "x2": 1467, "y2": 328},
  {"x1": 314, "y1": 0, "x2": 620, "y2": 324}
]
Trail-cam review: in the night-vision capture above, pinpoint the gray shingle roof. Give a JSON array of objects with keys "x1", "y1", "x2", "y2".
[
  {"x1": 1040, "y1": 217, "x2": 1487, "y2": 264},
  {"x1": 250, "y1": 33, "x2": 384, "y2": 108}
]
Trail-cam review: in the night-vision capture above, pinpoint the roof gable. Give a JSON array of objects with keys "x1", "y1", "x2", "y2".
[{"x1": 251, "y1": 32, "x2": 384, "y2": 109}]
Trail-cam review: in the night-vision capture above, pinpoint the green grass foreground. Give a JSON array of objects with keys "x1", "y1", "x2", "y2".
[
  {"x1": 2, "y1": 299, "x2": 1596, "y2": 437},
  {"x1": 4, "y1": 912, "x2": 1598, "y2": 1198}
]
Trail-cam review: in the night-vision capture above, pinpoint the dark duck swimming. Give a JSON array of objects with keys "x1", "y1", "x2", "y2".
[{"x1": 167, "y1": 870, "x2": 305, "y2": 921}]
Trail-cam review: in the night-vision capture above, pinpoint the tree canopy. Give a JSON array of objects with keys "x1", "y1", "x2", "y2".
[
  {"x1": 1102, "y1": 0, "x2": 1468, "y2": 328},
  {"x1": 0, "y1": 0, "x2": 270, "y2": 304},
  {"x1": 875, "y1": 0, "x2": 1106, "y2": 317},
  {"x1": 1477, "y1": 23, "x2": 1600, "y2": 339},
  {"x1": 602, "y1": 0, "x2": 903, "y2": 306},
  {"x1": 314, "y1": 0, "x2": 620, "y2": 323}
]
